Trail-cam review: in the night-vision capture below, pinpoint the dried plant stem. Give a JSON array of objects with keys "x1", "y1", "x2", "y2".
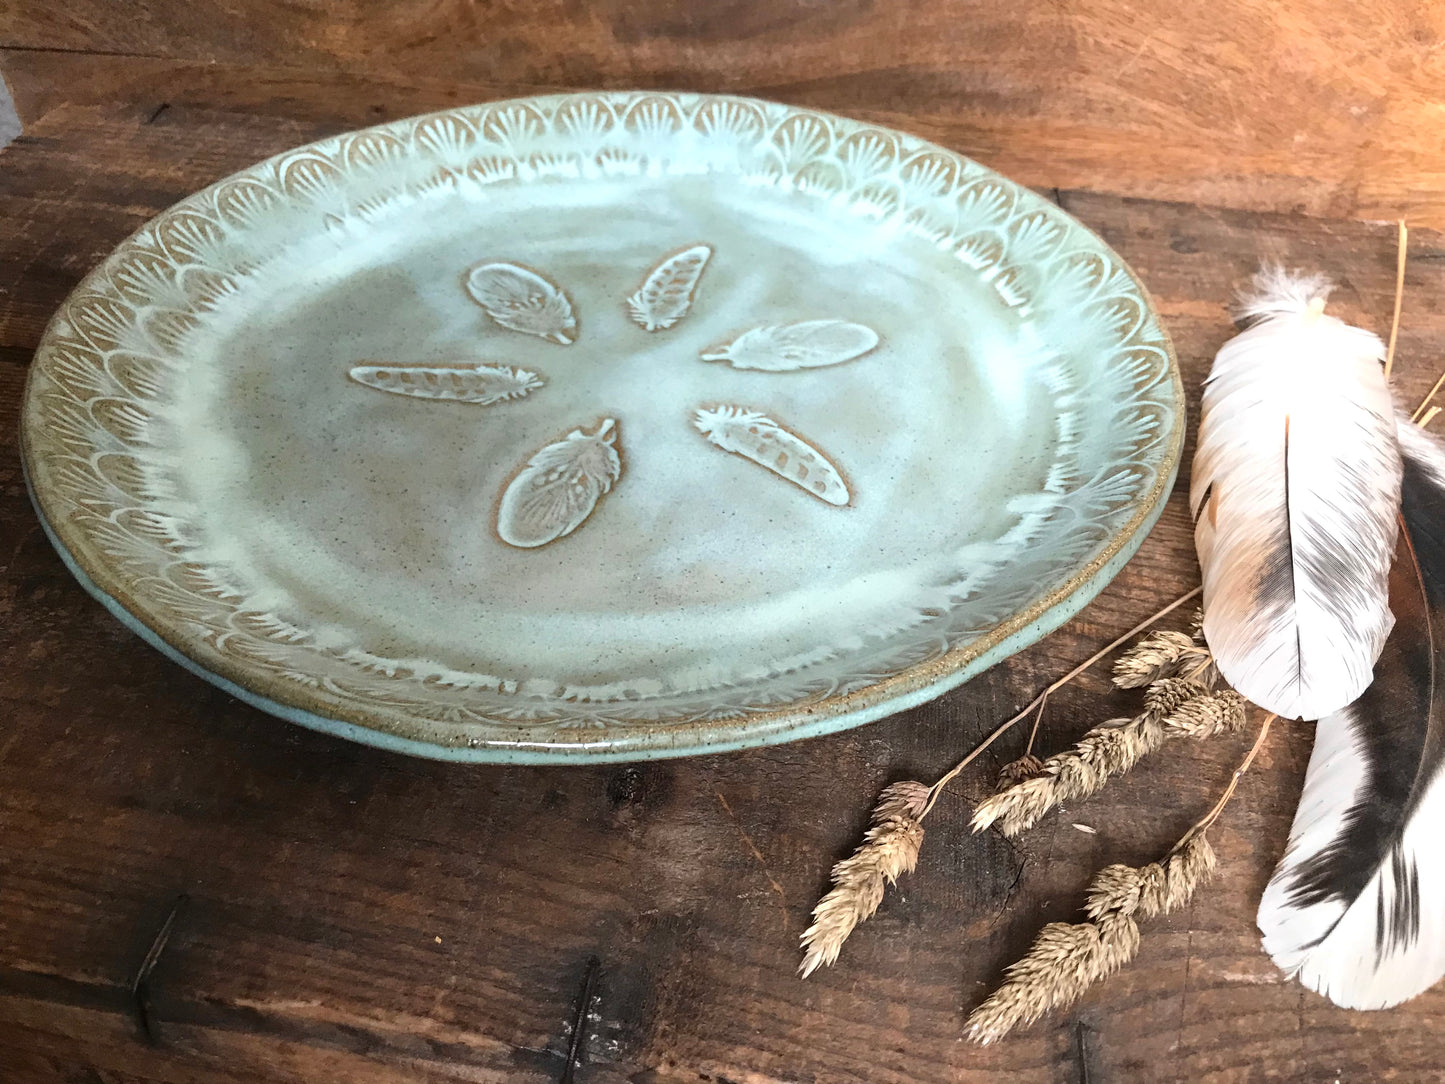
[
  {"x1": 1021, "y1": 691, "x2": 1049, "y2": 759},
  {"x1": 1385, "y1": 218, "x2": 1407, "y2": 382},
  {"x1": 919, "y1": 713, "x2": 1029, "y2": 819},
  {"x1": 1378, "y1": 221, "x2": 1445, "y2": 430},
  {"x1": 920, "y1": 585, "x2": 1202, "y2": 819},
  {"x1": 1413, "y1": 374, "x2": 1445, "y2": 424},
  {"x1": 1175, "y1": 711, "x2": 1276, "y2": 849},
  {"x1": 1406, "y1": 230, "x2": 1445, "y2": 426},
  {"x1": 965, "y1": 710, "x2": 1275, "y2": 1044}
]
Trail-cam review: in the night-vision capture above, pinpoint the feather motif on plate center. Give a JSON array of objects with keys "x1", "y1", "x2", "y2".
[
  {"x1": 1190, "y1": 268, "x2": 1402, "y2": 720},
  {"x1": 1259, "y1": 419, "x2": 1445, "y2": 1009},
  {"x1": 496, "y1": 419, "x2": 620, "y2": 548},
  {"x1": 349, "y1": 362, "x2": 543, "y2": 404},
  {"x1": 693, "y1": 405, "x2": 849, "y2": 506},
  {"x1": 627, "y1": 245, "x2": 711, "y2": 331},
  {"x1": 465, "y1": 262, "x2": 577, "y2": 344},
  {"x1": 699, "y1": 320, "x2": 879, "y2": 371}
]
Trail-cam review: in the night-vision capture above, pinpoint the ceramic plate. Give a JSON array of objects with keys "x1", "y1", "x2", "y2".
[{"x1": 21, "y1": 92, "x2": 1182, "y2": 762}]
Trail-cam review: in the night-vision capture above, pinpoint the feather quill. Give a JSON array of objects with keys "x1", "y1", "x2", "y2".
[
  {"x1": 1191, "y1": 268, "x2": 1402, "y2": 720},
  {"x1": 1258, "y1": 418, "x2": 1445, "y2": 1008}
]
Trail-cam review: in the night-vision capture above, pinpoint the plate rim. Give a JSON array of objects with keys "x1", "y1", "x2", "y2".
[{"x1": 21, "y1": 90, "x2": 1186, "y2": 762}]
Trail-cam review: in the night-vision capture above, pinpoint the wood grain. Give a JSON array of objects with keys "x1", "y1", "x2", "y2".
[
  {"x1": 8, "y1": 2, "x2": 1445, "y2": 225},
  {"x1": 2, "y1": 100, "x2": 1445, "y2": 1083}
]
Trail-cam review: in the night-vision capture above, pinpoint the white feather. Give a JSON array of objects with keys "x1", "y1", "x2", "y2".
[
  {"x1": 1258, "y1": 703, "x2": 1445, "y2": 1008},
  {"x1": 1233, "y1": 265, "x2": 1333, "y2": 323},
  {"x1": 1258, "y1": 419, "x2": 1445, "y2": 1008},
  {"x1": 1191, "y1": 268, "x2": 1401, "y2": 720}
]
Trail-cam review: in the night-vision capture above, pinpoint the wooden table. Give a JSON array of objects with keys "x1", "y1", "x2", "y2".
[{"x1": 3, "y1": 76, "x2": 1445, "y2": 1084}]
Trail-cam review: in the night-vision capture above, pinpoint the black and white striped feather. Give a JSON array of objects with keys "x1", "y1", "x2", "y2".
[
  {"x1": 1258, "y1": 418, "x2": 1445, "y2": 1008},
  {"x1": 1191, "y1": 268, "x2": 1402, "y2": 720}
]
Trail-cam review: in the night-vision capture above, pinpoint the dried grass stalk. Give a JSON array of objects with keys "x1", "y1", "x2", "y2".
[
  {"x1": 966, "y1": 833, "x2": 1216, "y2": 1045},
  {"x1": 1111, "y1": 629, "x2": 1204, "y2": 688},
  {"x1": 971, "y1": 676, "x2": 1211, "y2": 838},
  {"x1": 968, "y1": 711, "x2": 1273, "y2": 1045},
  {"x1": 970, "y1": 718, "x2": 1161, "y2": 837},
  {"x1": 964, "y1": 913, "x2": 1140, "y2": 1048},
  {"x1": 917, "y1": 589, "x2": 1205, "y2": 823},
  {"x1": 799, "y1": 781, "x2": 928, "y2": 978}
]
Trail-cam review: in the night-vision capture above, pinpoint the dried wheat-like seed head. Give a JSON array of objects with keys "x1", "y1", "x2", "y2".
[
  {"x1": 965, "y1": 912, "x2": 1141, "y2": 1045},
  {"x1": 1163, "y1": 690, "x2": 1247, "y2": 739},
  {"x1": 799, "y1": 783, "x2": 927, "y2": 978},
  {"x1": 870, "y1": 779, "x2": 930, "y2": 823},
  {"x1": 1112, "y1": 629, "x2": 1201, "y2": 688},
  {"x1": 1081, "y1": 834, "x2": 1216, "y2": 923},
  {"x1": 972, "y1": 640, "x2": 1225, "y2": 839},
  {"x1": 971, "y1": 712, "x2": 1167, "y2": 837},
  {"x1": 967, "y1": 833, "x2": 1217, "y2": 1044},
  {"x1": 1144, "y1": 675, "x2": 1211, "y2": 716},
  {"x1": 996, "y1": 753, "x2": 1045, "y2": 790},
  {"x1": 1084, "y1": 863, "x2": 1148, "y2": 920},
  {"x1": 1139, "y1": 834, "x2": 1216, "y2": 918}
]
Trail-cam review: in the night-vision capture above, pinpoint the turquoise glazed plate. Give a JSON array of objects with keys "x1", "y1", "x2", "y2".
[{"x1": 21, "y1": 93, "x2": 1183, "y2": 762}]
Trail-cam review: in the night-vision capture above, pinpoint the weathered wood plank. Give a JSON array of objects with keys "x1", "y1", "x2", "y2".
[
  {"x1": 1, "y1": 100, "x2": 1444, "y2": 1084},
  {"x1": 0, "y1": 50, "x2": 555, "y2": 131},
  {"x1": 6, "y1": 1, "x2": 1445, "y2": 225}
]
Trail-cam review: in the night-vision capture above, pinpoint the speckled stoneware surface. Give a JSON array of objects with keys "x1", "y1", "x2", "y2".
[{"x1": 21, "y1": 92, "x2": 1183, "y2": 762}]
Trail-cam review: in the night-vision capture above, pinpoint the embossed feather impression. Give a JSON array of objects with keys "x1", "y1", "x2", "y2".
[
  {"x1": 693, "y1": 406, "x2": 849, "y2": 506},
  {"x1": 497, "y1": 419, "x2": 621, "y2": 548},
  {"x1": 465, "y1": 262, "x2": 577, "y2": 344},
  {"x1": 349, "y1": 362, "x2": 543, "y2": 404},
  {"x1": 627, "y1": 245, "x2": 711, "y2": 331},
  {"x1": 700, "y1": 320, "x2": 879, "y2": 371}
]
